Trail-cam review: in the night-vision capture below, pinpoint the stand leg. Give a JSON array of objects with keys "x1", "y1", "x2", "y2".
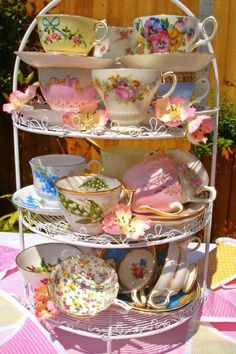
[{"x1": 106, "y1": 338, "x2": 112, "y2": 354}]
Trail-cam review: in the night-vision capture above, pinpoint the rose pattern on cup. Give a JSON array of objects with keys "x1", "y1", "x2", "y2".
[
  {"x1": 131, "y1": 259, "x2": 148, "y2": 279},
  {"x1": 94, "y1": 75, "x2": 150, "y2": 104},
  {"x1": 177, "y1": 162, "x2": 201, "y2": 188},
  {"x1": 39, "y1": 16, "x2": 88, "y2": 48},
  {"x1": 134, "y1": 16, "x2": 195, "y2": 53}
]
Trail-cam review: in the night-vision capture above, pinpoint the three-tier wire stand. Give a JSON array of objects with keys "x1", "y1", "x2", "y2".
[{"x1": 11, "y1": 0, "x2": 219, "y2": 352}]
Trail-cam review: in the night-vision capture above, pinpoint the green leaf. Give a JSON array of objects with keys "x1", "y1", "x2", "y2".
[
  {"x1": 17, "y1": 70, "x2": 24, "y2": 85},
  {"x1": 76, "y1": 218, "x2": 92, "y2": 224}
]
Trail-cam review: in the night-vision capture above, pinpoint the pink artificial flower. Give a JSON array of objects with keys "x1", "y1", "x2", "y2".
[
  {"x1": 3, "y1": 85, "x2": 37, "y2": 113},
  {"x1": 101, "y1": 203, "x2": 151, "y2": 240},
  {"x1": 62, "y1": 109, "x2": 108, "y2": 133},
  {"x1": 34, "y1": 282, "x2": 59, "y2": 321},
  {"x1": 114, "y1": 85, "x2": 135, "y2": 101},
  {"x1": 153, "y1": 96, "x2": 196, "y2": 127},
  {"x1": 187, "y1": 115, "x2": 213, "y2": 144},
  {"x1": 149, "y1": 30, "x2": 171, "y2": 53}
]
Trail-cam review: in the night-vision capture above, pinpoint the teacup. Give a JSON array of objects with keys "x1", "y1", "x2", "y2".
[
  {"x1": 133, "y1": 15, "x2": 218, "y2": 54},
  {"x1": 166, "y1": 149, "x2": 217, "y2": 205},
  {"x1": 92, "y1": 69, "x2": 177, "y2": 125},
  {"x1": 38, "y1": 68, "x2": 97, "y2": 111},
  {"x1": 16, "y1": 243, "x2": 82, "y2": 287},
  {"x1": 157, "y1": 77, "x2": 210, "y2": 106},
  {"x1": 93, "y1": 26, "x2": 135, "y2": 59},
  {"x1": 101, "y1": 146, "x2": 154, "y2": 180},
  {"x1": 30, "y1": 154, "x2": 101, "y2": 205},
  {"x1": 122, "y1": 152, "x2": 216, "y2": 215},
  {"x1": 37, "y1": 14, "x2": 108, "y2": 55},
  {"x1": 48, "y1": 255, "x2": 130, "y2": 317},
  {"x1": 55, "y1": 174, "x2": 122, "y2": 234},
  {"x1": 122, "y1": 152, "x2": 184, "y2": 214},
  {"x1": 147, "y1": 236, "x2": 201, "y2": 309}
]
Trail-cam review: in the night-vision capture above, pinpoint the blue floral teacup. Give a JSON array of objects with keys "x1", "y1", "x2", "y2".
[{"x1": 30, "y1": 154, "x2": 101, "y2": 205}]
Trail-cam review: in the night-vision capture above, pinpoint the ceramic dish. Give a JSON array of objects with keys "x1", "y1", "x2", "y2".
[
  {"x1": 12, "y1": 185, "x2": 62, "y2": 215},
  {"x1": 129, "y1": 281, "x2": 201, "y2": 314},
  {"x1": 118, "y1": 249, "x2": 157, "y2": 293},
  {"x1": 117, "y1": 53, "x2": 214, "y2": 72},
  {"x1": 14, "y1": 51, "x2": 115, "y2": 69},
  {"x1": 134, "y1": 202, "x2": 206, "y2": 223},
  {"x1": 19, "y1": 105, "x2": 65, "y2": 126},
  {"x1": 182, "y1": 263, "x2": 198, "y2": 294},
  {"x1": 102, "y1": 248, "x2": 156, "y2": 294}
]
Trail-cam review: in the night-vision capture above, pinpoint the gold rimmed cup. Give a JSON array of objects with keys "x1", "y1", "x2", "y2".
[{"x1": 55, "y1": 174, "x2": 122, "y2": 235}]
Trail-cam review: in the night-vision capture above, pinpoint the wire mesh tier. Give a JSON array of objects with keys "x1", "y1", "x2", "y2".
[
  {"x1": 44, "y1": 293, "x2": 203, "y2": 340},
  {"x1": 13, "y1": 113, "x2": 188, "y2": 139},
  {"x1": 20, "y1": 205, "x2": 211, "y2": 248}
]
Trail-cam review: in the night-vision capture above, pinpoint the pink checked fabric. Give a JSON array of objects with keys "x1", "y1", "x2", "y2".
[{"x1": 0, "y1": 246, "x2": 19, "y2": 280}]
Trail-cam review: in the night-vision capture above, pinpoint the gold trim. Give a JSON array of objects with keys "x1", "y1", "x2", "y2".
[{"x1": 55, "y1": 173, "x2": 122, "y2": 196}]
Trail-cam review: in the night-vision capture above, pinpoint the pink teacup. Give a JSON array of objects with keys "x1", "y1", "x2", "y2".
[{"x1": 122, "y1": 152, "x2": 183, "y2": 215}]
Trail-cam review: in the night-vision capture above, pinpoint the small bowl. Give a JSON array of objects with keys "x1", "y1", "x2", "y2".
[
  {"x1": 55, "y1": 174, "x2": 122, "y2": 234},
  {"x1": 30, "y1": 154, "x2": 101, "y2": 204},
  {"x1": 48, "y1": 254, "x2": 120, "y2": 317},
  {"x1": 38, "y1": 68, "x2": 98, "y2": 111},
  {"x1": 16, "y1": 243, "x2": 82, "y2": 286}
]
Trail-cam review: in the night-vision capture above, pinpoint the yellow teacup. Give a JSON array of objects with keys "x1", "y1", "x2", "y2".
[{"x1": 37, "y1": 14, "x2": 108, "y2": 55}]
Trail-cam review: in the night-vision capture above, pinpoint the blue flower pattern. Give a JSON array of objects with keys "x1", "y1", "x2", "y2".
[
  {"x1": 34, "y1": 170, "x2": 58, "y2": 196},
  {"x1": 25, "y1": 194, "x2": 41, "y2": 209}
]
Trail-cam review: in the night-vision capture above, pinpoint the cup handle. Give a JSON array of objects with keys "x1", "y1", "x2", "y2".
[
  {"x1": 188, "y1": 16, "x2": 218, "y2": 52},
  {"x1": 187, "y1": 185, "x2": 217, "y2": 203},
  {"x1": 94, "y1": 20, "x2": 108, "y2": 44},
  {"x1": 189, "y1": 77, "x2": 210, "y2": 106},
  {"x1": 86, "y1": 159, "x2": 102, "y2": 173},
  {"x1": 159, "y1": 71, "x2": 177, "y2": 98},
  {"x1": 179, "y1": 236, "x2": 202, "y2": 252},
  {"x1": 139, "y1": 201, "x2": 184, "y2": 216},
  {"x1": 121, "y1": 187, "x2": 136, "y2": 206},
  {"x1": 131, "y1": 289, "x2": 147, "y2": 308},
  {"x1": 112, "y1": 298, "x2": 131, "y2": 313}
]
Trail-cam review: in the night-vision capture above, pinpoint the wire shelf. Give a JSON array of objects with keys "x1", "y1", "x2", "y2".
[
  {"x1": 20, "y1": 205, "x2": 211, "y2": 248},
  {"x1": 44, "y1": 292, "x2": 203, "y2": 340}
]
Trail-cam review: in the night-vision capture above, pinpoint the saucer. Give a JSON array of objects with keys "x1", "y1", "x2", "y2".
[
  {"x1": 15, "y1": 51, "x2": 115, "y2": 69},
  {"x1": 12, "y1": 185, "x2": 62, "y2": 215},
  {"x1": 118, "y1": 53, "x2": 214, "y2": 72},
  {"x1": 134, "y1": 202, "x2": 206, "y2": 223},
  {"x1": 118, "y1": 249, "x2": 157, "y2": 293},
  {"x1": 19, "y1": 105, "x2": 65, "y2": 126},
  {"x1": 102, "y1": 248, "x2": 156, "y2": 294}
]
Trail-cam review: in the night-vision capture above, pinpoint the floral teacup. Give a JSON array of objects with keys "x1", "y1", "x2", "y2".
[
  {"x1": 133, "y1": 15, "x2": 218, "y2": 53},
  {"x1": 55, "y1": 174, "x2": 123, "y2": 234},
  {"x1": 37, "y1": 14, "x2": 108, "y2": 55},
  {"x1": 30, "y1": 154, "x2": 101, "y2": 205},
  {"x1": 48, "y1": 255, "x2": 129, "y2": 317},
  {"x1": 38, "y1": 68, "x2": 98, "y2": 111},
  {"x1": 93, "y1": 26, "x2": 135, "y2": 59},
  {"x1": 92, "y1": 69, "x2": 177, "y2": 125}
]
